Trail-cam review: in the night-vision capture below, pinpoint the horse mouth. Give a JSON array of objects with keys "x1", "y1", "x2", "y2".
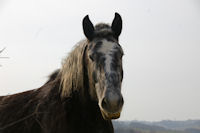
[{"x1": 100, "y1": 109, "x2": 121, "y2": 120}]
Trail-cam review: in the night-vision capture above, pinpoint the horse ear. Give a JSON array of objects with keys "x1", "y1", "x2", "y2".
[
  {"x1": 111, "y1": 13, "x2": 122, "y2": 39},
  {"x1": 82, "y1": 15, "x2": 95, "y2": 41}
]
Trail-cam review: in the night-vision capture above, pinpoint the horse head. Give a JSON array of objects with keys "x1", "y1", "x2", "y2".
[{"x1": 83, "y1": 13, "x2": 124, "y2": 120}]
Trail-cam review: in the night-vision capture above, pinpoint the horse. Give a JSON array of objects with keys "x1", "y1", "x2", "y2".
[{"x1": 0, "y1": 13, "x2": 124, "y2": 133}]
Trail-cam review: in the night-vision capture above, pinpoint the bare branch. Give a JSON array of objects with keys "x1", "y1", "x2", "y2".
[
  {"x1": 0, "y1": 47, "x2": 9, "y2": 67},
  {"x1": 0, "y1": 47, "x2": 6, "y2": 54}
]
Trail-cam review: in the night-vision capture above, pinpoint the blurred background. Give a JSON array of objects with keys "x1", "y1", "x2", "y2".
[{"x1": 0, "y1": 0, "x2": 200, "y2": 125}]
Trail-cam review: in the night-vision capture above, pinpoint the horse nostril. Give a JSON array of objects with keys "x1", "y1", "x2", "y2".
[
  {"x1": 101, "y1": 97, "x2": 108, "y2": 109},
  {"x1": 101, "y1": 94, "x2": 123, "y2": 112},
  {"x1": 119, "y1": 96, "x2": 124, "y2": 106}
]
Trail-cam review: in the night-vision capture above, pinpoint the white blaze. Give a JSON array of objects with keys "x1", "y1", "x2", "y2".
[{"x1": 98, "y1": 40, "x2": 117, "y2": 73}]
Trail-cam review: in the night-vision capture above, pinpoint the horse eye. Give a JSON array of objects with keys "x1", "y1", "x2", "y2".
[
  {"x1": 89, "y1": 54, "x2": 94, "y2": 61},
  {"x1": 120, "y1": 54, "x2": 123, "y2": 59}
]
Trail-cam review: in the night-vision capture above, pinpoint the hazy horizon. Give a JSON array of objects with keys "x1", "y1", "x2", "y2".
[{"x1": 0, "y1": 0, "x2": 200, "y2": 121}]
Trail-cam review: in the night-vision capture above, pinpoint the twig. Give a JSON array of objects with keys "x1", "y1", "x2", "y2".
[
  {"x1": 0, "y1": 47, "x2": 9, "y2": 66},
  {"x1": 0, "y1": 103, "x2": 48, "y2": 130},
  {"x1": 0, "y1": 47, "x2": 6, "y2": 54},
  {"x1": 0, "y1": 57, "x2": 9, "y2": 59},
  {"x1": 0, "y1": 112, "x2": 35, "y2": 130}
]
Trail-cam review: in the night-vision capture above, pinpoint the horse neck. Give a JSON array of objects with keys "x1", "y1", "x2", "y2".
[
  {"x1": 45, "y1": 76, "x2": 102, "y2": 122},
  {"x1": 45, "y1": 67, "x2": 96, "y2": 111}
]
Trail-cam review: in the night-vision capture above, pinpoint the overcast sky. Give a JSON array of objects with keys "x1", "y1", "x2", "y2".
[{"x1": 0, "y1": 0, "x2": 200, "y2": 121}]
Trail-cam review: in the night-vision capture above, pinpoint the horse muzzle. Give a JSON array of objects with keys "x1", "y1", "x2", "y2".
[{"x1": 99, "y1": 93, "x2": 124, "y2": 120}]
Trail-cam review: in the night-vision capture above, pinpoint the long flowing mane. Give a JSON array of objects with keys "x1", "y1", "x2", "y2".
[{"x1": 59, "y1": 40, "x2": 88, "y2": 98}]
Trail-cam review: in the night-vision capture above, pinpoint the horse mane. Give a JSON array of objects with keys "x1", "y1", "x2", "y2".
[
  {"x1": 45, "y1": 69, "x2": 60, "y2": 84},
  {"x1": 58, "y1": 40, "x2": 88, "y2": 98}
]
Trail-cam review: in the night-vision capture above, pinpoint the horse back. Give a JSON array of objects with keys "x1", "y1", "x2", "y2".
[{"x1": 0, "y1": 89, "x2": 42, "y2": 133}]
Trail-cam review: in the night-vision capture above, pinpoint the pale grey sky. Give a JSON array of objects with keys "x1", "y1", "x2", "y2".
[{"x1": 0, "y1": 0, "x2": 200, "y2": 121}]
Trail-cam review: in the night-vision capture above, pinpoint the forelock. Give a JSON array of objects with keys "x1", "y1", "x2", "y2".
[
  {"x1": 94, "y1": 23, "x2": 114, "y2": 38},
  {"x1": 95, "y1": 23, "x2": 110, "y2": 30}
]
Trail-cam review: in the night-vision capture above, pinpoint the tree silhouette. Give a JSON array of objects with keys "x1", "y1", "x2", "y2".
[{"x1": 0, "y1": 47, "x2": 9, "y2": 67}]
